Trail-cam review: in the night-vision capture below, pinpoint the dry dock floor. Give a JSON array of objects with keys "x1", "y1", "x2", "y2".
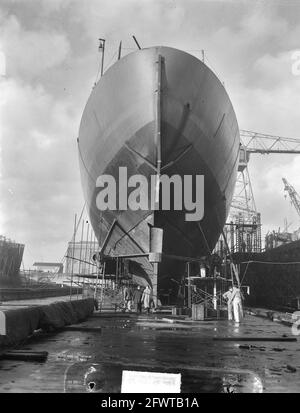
[{"x1": 0, "y1": 307, "x2": 299, "y2": 393}]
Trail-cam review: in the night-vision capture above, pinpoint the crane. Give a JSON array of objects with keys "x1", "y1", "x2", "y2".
[
  {"x1": 225, "y1": 130, "x2": 300, "y2": 254},
  {"x1": 240, "y1": 130, "x2": 300, "y2": 154},
  {"x1": 230, "y1": 130, "x2": 300, "y2": 220},
  {"x1": 282, "y1": 178, "x2": 300, "y2": 218},
  {"x1": 263, "y1": 178, "x2": 300, "y2": 250}
]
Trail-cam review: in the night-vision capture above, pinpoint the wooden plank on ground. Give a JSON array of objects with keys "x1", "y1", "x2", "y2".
[
  {"x1": 0, "y1": 350, "x2": 48, "y2": 362},
  {"x1": 213, "y1": 337, "x2": 297, "y2": 342}
]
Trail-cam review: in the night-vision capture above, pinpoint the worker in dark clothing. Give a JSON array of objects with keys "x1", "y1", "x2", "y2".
[
  {"x1": 132, "y1": 285, "x2": 143, "y2": 313},
  {"x1": 123, "y1": 285, "x2": 133, "y2": 311}
]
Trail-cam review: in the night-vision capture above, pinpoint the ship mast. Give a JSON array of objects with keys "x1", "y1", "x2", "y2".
[{"x1": 98, "y1": 38, "x2": 105, "y2": 77}]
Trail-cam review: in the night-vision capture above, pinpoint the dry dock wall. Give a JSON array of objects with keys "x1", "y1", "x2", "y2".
[
  {"x1": 234, "y1": 241, "x2": 300, "y2": 310},
  {"x1": 0, "y1": 287, "x2": 81, "y2": 301},
  {"x1": 0, "y1": 298, "x2": 95, "y2": 347}
]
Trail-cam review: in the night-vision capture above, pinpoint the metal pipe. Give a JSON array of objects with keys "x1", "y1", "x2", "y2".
[
  {"x1": 84, "y1": 223, "x2": 90, "y2": 292},
  {"x1": 213, "y1": 271, "x2": 217, "y2": 310},
  {"x1": 100, "y1": 261, "x2": 106, "y2": 312},
  {"x1": 118, "y1": 41, "x2": 122, "y2": 60},
  {"x1": 187, "y1": 262, "x2": 191, "y2": 309},
  {"x1": 99, "y1": 38, "x2": 105, "y2": 77},
  {"x1": 69, "y1": 213, "x2": 77, "y2": 301},
  {"x1": 132, "y1": 35, "x2": 141, "y2": 50},
  {"x1": 77, "y1": 220, "x2": 85, "y2": 300},
  {"x1": 89, "y1": 224, "x2": 93, "y2": 284},
  {"x1": 94, "y1": 253, "x2": 100, "y2": 302},
  {"x1": 100, "y1": 219, "x2": 117, "y2": 254}
]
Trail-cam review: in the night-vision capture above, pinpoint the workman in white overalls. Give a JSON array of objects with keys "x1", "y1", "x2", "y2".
[
  {"x1": 223, "y1": 287, "x2": 234, "y2": 321},
  {"x1": 231, "y1": 286, "x2": 243, "y2": 323}
]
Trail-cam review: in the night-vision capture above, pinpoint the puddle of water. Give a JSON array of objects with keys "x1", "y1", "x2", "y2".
[{"x1": 64, "y1": 362, "x2": 263, "y2": 393}]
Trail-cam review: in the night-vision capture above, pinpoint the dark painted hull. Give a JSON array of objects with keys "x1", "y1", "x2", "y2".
[
  {"x1": 236, "y1": 241, "x2": 300, "y2": 311},
  {"x1": 78, "y1": 46, "x2": 239, "y2": 298}
]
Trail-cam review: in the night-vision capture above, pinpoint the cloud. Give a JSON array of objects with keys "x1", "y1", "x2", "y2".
[
  {"x1": 252, "y1": 51, "x2": 299, "y2": 88},
  {"x1": 0, "y1": 14, "x2": 70, "y2": 82},
  {"x1": 0, "y1": 73, "x2": 83, "y2": 266},
  {"x1": 239, "y1": 7, "x2": 288, "y2": 39},
  {"x1": 250, "y1": 155, "x2": 300, "y2": 238}
]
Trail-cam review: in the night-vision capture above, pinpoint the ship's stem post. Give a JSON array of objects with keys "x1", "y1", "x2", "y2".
[
  {"x1": 154, "y1": 54, "x2": 163, "y2": 207},
  {"x1": 151, "y1": 54, "x2": 164, "y2": 308}
]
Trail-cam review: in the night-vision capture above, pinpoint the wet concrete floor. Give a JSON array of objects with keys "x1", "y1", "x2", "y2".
[{"x1": 0, "y1": 312, "x2": 299, "y2": 393}]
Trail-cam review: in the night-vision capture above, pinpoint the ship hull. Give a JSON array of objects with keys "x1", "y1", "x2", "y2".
[
  {"x1": 78, "y1": 46, "x2": 240, "y2": 300},
  {"x1": 235, "y1": 241, "x2": 300, "y2": 311}
]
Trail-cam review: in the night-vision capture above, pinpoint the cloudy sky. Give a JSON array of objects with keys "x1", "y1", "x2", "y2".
[{"x1": 1, "y1": 0, "x2": 300, "y2": 268}]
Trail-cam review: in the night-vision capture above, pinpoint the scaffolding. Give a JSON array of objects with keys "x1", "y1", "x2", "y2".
[
  {"x1": 174, "y1": 254, "x2": 237, "y2": 320},
  {"x1": 215, "y1": 214, "x2": 262, "y2": 255},
  {"x1": 0, "y1": 235, "x2": 24, "y2": 281},
  {"x1": 190, "y1": 277, "x2": 232, "y2": 318}
]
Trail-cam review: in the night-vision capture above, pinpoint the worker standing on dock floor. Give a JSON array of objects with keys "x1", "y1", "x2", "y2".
[
  {"x1": 223, "y1": 287, "x2": 234, "y2": 321},
  {"x1": 132, "y1": 286, "x2": 143, "y2": 313},
  {"x1": 142, "y1": 285, "x2": 152, "y2": 314},
  {"x1": 231, "y1": 286, "x2": 243, "y2": 324},
  {"x1": 123, "y1": 285, "x2": 133, "y2": 312}
]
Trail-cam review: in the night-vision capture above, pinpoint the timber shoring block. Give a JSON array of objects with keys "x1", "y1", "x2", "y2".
[
  {"x1": 213, "y1": 337, "x2": 297, "y2": 342},
  {"x1": 62, "y1": 326, "x2": 102, "y2": 333},
  {"x1": 0, "y1": 350, "x2": 48, "y2": 362}
]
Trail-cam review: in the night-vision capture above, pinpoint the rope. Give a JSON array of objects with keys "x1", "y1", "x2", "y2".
[
  {"x1": 60, "y1": 202, "x2": 86, "y2": 265},
  {"x1": 94, "y1": 55, "x2": 102, "y2": 85},
  {"x1": 239, "y1": 259, "x2": 300, "y2": 287},
  {"x1": 103, "y1": 50, "x2": 118, "y2": 72},
  {"x1": 94, "y1": 49, "x2": 119, "y2": 86},
  {"x1": 74, "y1": 202, "x2": 86, "y2": 235},
  {"x1": 240, "y1": 260, "x2": 300, "y2": 265},
  {"x1": 77, "y1": 140, "x2": 97, "y2": 185},
  {"x1": 197, "y1": 222, "x2": 212, "y2": 256},
  {"x1": 240, "y1": 261, "x2": 250, "y2": 286}
]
